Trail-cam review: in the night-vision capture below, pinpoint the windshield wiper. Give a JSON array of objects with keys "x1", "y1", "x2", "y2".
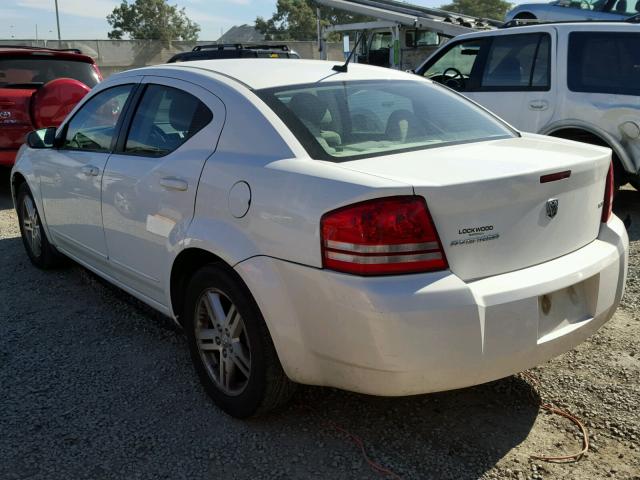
[{"x1": 0, "y1": 82, "x2": 45, "y2": 89}]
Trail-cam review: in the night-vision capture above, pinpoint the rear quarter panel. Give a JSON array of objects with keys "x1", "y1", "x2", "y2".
[{"x1": 186, "y1": 85, "x2": 414, "y2": 269}]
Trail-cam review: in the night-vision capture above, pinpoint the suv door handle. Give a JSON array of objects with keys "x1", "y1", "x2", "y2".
[
  {"x1": 528, "y1": 100, "x2": 549, "y2": 111},
  {"x1": 160, "y1": 177, "x2": 188, "y2": 191},
  {"x1": 81, "y1": 165, "x2": 100, "y2": 176}
]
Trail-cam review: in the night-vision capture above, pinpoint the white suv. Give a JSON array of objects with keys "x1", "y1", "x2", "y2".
[{"x1": 416, "y1": 22, "x2": 640, "y2": 190}]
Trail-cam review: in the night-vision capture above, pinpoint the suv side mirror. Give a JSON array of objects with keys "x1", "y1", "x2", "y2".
[{"x1": 27, "y1": 127, "x2": 56, "y2": 149}]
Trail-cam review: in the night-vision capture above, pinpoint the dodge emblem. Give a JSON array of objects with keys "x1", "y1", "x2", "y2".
[
  {"x1": 546, "y1": 198, "x2": 559, "y2": 218},
  {"x1": 0, "y1": 111, "x2": 11, "y2": 119}
]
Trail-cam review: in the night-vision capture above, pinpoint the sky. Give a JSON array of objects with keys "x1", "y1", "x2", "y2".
[{"x1": 0, "y1": 0, "x2": 544, "y2": 40}]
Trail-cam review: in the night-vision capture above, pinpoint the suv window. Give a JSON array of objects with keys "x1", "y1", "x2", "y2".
[
  {"x1": 124, "y1": 84, "x2": 212, "y2": 157},
  {"x1": 422, "y1": 39, "x2": 484, "y2": 90},
  {"x1": 63, "y1": 84, "x2": 133, "y2": 152},
  {"x1": 0, "y1": 57, "x2": 99, "y2": 88},
  {"x1": 609, "y1": 0, "x2": 637, "y2": 14},
  {"x1": 568, "y1": 32, "x2": 640, "y2": 96},
  {"x1": 481, "y1": 33, "x2": 551, "y2": 90}
]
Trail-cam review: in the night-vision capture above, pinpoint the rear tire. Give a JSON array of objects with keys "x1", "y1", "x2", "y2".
[
  {"x1": 16, "y1": 183, "x2": 66, "y2": 269},
  {"x1": 183, "y1": 264, "x2": 295, "y2": 418}
]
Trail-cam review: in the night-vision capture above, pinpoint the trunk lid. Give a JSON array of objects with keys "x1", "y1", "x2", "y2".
[
  {"x1": 0, "y1": 88, "x2": 34, "y2": 150},
  {"x1": 337, "y1": 135, "x2": 611, "y2": 281}
]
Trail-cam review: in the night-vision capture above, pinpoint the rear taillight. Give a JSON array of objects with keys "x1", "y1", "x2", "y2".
[
  {"x1": 601, "y1": 162, "x2": 614, "y2": 223},
  {"x1": 92, "y1": 64, "x2": 103, "y2": 81},
  {"x1": 320, "y1": 196, "x2": 448, "y2": 276}
]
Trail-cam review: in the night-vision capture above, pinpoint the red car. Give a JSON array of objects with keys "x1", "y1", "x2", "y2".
[{"x1": 0, "y1": 46, "x2": 102, "y2": 166}]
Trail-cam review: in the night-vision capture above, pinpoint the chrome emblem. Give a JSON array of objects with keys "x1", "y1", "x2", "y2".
[
  {"x1": 0, "y1": 111, "x2": 11, "y2": 119},
  {"x1": 546, "y1": 198, "x2": 559, "y2": 219}
]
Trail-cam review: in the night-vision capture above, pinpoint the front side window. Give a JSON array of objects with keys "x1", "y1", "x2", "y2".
[
  {"x1": 422, "y1": 40, "x2": 484, "y2": 91},
  {"x1": 568, "y1": 32, "x2": 640, "y2": 96},
  {"x1": 124, "y1": 84, "x2": 212, "y2": 157},
  {"x1": 371, "y1": 32, "x2": 393, "y2": 50},
  {"x1": 63, "y1": 84, "x2": 133, "y2": 152},
  {"x1": 257, "y1": 80, "x2": 514, "y2": 162},
  {"x1": 480, "y1": 33, "x2": 551, "y2": 90}
]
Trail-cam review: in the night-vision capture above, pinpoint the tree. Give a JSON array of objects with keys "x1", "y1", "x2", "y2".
[
  {"x1": 107, "y1": 0, "x2": 200, "y2": 42},
  {"x1": 255, "y1": 0, "x2": 372, "y2": 41},
  {"x1": 440, "y1": 0, "x2": 513, "y2": 20}
]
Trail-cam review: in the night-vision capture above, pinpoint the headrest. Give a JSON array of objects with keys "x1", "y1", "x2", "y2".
[
  {"x1": 168, "y1": 90, "x2": 196, "y2": 132},
  {"x1": 287, "y1": 93, "x2": 329, "y2": 125}
]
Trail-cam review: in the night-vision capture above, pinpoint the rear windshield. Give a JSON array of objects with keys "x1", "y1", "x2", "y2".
[
  {"x1": 257, "y1": 80, "x2": 514, "y2": 161},
  {"x1": 568, "y1": 32, "x2": 640, "y2": 96},
  {"x1": 0, "y1": 57, "x2": 99, "y2": 88}
]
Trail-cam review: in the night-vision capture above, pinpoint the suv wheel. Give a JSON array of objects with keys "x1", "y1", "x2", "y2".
[
  {"x1": 16, "y1": 183, "x2": 66, "y2": 269},
  {"x1": 183, "y1": 264, "x2": 295, "y2": 418}
]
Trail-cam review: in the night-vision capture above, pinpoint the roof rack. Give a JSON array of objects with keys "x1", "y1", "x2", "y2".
[
  {"x1": 192, "y1": 44, "x2": 290, "y2": 52},
  {"x1": 0, "y1": 45, "x2": 83, "y2": 54},
  {"x1": 501, "y1": 16, "x2": 640, "y2": 28}
]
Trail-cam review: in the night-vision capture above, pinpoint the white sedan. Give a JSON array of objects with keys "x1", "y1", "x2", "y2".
[{"x1": 11, "y1": 59, "x2": 628, "y2": 418}]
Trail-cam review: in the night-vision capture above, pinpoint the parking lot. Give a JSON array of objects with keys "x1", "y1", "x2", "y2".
[{"x1": 0, "y1": 167, "x2": 638, "y2": 480}]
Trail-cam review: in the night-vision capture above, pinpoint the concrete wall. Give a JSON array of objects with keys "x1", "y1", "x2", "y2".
[{"x1": 0, "y1": 39, "x2": 347, "y2": 77}]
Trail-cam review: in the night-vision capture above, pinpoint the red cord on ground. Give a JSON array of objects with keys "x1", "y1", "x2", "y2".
[
  {"x1": 303, "y1": 406, "x2": 402, "y2": 479},
  {"x1": 520, "y1": 371, "x2": 590, "y2": 462},
  {"x1": 325, "y1": 420, "x2": 403, "y2": 480}
]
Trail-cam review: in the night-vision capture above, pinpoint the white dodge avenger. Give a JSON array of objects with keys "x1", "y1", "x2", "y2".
[{"x1": 11, "y1": 59, "x2": 628, "y2": 418}]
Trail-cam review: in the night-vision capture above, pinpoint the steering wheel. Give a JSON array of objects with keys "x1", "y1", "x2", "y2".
[
  {"x1": 149, "y1": 124, "x2": 170, "y2": 149},
  {"x1": 442, "y1": 67, "x2": 465, "y2": 90}
]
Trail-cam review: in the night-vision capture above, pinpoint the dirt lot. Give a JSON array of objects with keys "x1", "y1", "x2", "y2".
[{"x1": 1, "y1": 167, "x2": 638, "y2": 480}]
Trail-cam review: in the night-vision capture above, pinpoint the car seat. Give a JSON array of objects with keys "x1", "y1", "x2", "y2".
[
  {"x1": 616, "y1": 0, "x2": 627, "y2": 12},
  {"x1": 384, "y1": 109, "x2": 427, "y2": 142},
  {"x1": 287, "y1": 93, "x2": 342, "y2": 150},
  {"x1": 486, "y1": 57, "x2": 522, "y2": 86}
]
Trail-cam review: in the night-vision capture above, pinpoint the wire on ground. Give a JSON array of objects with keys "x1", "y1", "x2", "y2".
[{"x1": 520, "y1": 371, "x2": 590, "y2": 462}]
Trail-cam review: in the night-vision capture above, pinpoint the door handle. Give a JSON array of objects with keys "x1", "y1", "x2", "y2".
[
  {"x1": 528, "y1": 100, "x2": 549, "y2": 111},
  {"x1": 81, "y1": 165, "x2": 100, "y2": 176},
  {"x1": 160, "y1": 177, "x2": 188, "y2": 191}
]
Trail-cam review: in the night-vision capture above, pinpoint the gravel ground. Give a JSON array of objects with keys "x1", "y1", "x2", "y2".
[{"x1": 1, "y1": 167, "x2": 638, "y2": 480}]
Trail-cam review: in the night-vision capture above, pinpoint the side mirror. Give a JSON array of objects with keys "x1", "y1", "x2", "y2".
[{"x1": 27, "y1": 127, "x2": 57, "y2": 149}]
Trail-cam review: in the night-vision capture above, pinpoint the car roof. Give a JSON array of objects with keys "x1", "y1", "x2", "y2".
[
  {"x1": 0, "y1": 46, "x2": 95, "y2": 63},
  {"x1": 149, "y1": 58, "x2": 420, "y2": 90},
  {"x1": 449, "y1": 21, "x2": 640, "y2": 40}
]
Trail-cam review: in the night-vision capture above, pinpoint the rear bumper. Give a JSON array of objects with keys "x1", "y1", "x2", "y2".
[
  {"x1": 0, "y1": 150, "x2": 17, "y2": 166},
  {"x1": 235, "y1": 215, "x2": 628, "y2": 396}
]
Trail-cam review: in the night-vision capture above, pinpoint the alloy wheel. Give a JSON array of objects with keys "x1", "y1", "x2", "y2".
[
  {"x1": 21, "y1": 195, "x2": 42, "y2": 258},
  {"x1": 194, "y1": 289, "x2": 252, "y2": 396}
]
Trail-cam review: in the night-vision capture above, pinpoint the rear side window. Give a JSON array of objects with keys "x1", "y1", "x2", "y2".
[
  {"x1": 0, "y1": 57, "x2": 99, "y2": 88},
  {"x1": 568, "y1": 32, "x2": 640, "y2": 96},
  {"x1": 124, "y1": 84, "x2": 212, "y2": 157},
  {"x1": 480, "y1": 33, "x2": 551, "y2": 90}
]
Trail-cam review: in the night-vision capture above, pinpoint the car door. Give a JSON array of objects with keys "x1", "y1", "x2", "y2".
[
  {"x1": 39, "y1": 81, "x2": 139, "y2": 266},
  {"x1": 101, "y1": 76, "x2": 225, "y2": 304},
  {"x1": 420, "y1": 31, "x2": 556, "y2": 133},
  {"x1": 466, "y1": 31, "x2": 556, "y2": 133}
]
